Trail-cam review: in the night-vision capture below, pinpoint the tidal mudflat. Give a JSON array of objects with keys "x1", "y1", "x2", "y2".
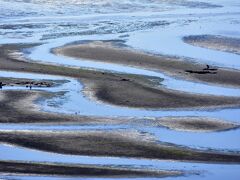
[{"x1": 0, "y1": 0, "x2": 240, "y2": 180}]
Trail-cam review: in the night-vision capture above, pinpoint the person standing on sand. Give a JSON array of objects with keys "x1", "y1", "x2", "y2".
[{"x1": 0, "y1": 82, "x2": 2, "y2": 89}]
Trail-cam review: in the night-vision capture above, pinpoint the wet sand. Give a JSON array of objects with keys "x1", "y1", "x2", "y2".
[
  {"x1": 0, "y1": 160, "x2": 181, "y2": 178},
  {"x1": 83, "y1": 77, "x2": 240, "y2": 109},
  {"x1": 0, "y1": 90, "x2": 239, "y2": 133},
  {"x1": 183, "y1": 35, "x2": 240, "y2": 55},
  {"x1": 1, "y1": 130, "x2": 240, "y2": 163},
  {"x1": 54, "y1": 40, "x2": 240, "y2": 87},
  {"x1": 1, "y1": 44, "x2": 240, "y2": 109}
]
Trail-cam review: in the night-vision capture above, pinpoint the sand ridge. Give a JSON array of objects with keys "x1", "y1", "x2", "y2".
[
  {"x1": 54, "y1": 40, "x2": 240, "y2": 87},
  {"x1": 1, "y1": 130, "x2": 240, "y2": 163}
]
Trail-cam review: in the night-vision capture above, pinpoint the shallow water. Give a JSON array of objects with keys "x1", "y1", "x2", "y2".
[{"x1": 1, "y1": 0, "x2": 240, "y2": 179}]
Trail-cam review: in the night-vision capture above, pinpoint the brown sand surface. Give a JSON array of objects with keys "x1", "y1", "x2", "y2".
[{"x1": 54, "y1": 40, "x2": 240, "y2": 87}]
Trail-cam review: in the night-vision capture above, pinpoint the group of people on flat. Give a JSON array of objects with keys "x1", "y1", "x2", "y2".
[{"x1": 0, "y1": 81, "x2": 32, "y2": 90}]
